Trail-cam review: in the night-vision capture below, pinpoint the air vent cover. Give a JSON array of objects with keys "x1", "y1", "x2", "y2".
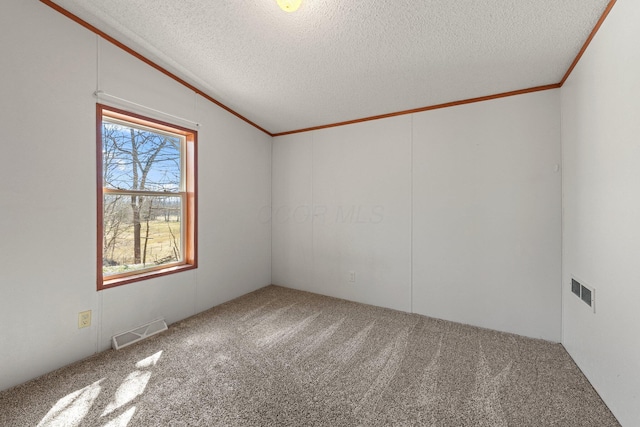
[
  {"x1": 112, "y1": 319, "x2": 168, "y2": 350},
  {"x1": 581, "y1": 286, "x2": 592, "y2": 306},
  {"x1": 571, "y1": 276, "x2": 596, "y2": 313},
  {"x1": 571, "y1": 278, "x2": 581, "y2": 296}
]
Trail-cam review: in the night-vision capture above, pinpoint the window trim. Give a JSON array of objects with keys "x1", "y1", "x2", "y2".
[{"x1": 96, "y1": 103, "x2": 197, "y2": 290}]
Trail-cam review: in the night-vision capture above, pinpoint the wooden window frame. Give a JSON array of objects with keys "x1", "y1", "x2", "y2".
[{"x1": 97, "y1": 104, "x2": 197, "y2": 290}]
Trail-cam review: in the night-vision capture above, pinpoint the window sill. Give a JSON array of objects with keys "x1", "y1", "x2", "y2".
[{"x1": 100, "y1": 263, "x2": 197, "y2": 290}]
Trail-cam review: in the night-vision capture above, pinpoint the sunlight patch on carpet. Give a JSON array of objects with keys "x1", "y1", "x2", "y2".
[
  {"x1": 37, "y1": 379, "x2": 103, "y2": 427},
  {"x1": 135, "y1": 351, "x2": 163, "y2": 369},
  {"x1": 101, "y1": 371, "x2": 151, "y2": 417}
]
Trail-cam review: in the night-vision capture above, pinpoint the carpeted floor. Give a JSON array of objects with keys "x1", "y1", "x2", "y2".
[{"x1": 0, "y1": 285, "x2": 620, "y2": 426}]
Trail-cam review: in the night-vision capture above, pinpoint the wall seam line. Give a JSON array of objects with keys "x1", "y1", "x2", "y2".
[
  {"x1": 96, "y1": 34, "x2": 103, "y2": 354},
  {"x1": 410, "y1": 114, "x2": 414, "y2": 313},
  {"x1": 270, "y1": 132, "x2": 274, "y2": 286},
  {"x1": 311, "y1": 131, "x2": 315, "y2": 293}
]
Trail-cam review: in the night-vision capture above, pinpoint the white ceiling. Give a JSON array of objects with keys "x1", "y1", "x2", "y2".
[{"x1": 50, "y1": 0, "x2": 611, "y2": 135}]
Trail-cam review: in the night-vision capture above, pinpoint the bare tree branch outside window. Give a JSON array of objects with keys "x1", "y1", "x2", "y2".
[{"x1": 102, "y1": 120, "x2": 184, "y2": 276}]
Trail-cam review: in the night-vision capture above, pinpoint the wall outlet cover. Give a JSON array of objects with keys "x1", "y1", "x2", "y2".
[{"x1": 78, "y1": 310, "x2": 91, "y2": 329}]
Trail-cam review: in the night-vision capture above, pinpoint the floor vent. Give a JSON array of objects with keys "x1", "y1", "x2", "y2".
[{"x1": 112, "y1": 319, "x2": 168, "y2": 350}]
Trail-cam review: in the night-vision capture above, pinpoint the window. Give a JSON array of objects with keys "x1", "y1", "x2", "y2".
[{"x1": 97, "y1": 104, "x2": 197, "y2": 290}]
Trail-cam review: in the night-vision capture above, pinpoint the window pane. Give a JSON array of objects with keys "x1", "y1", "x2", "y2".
[
  {"x1": 102, "y1": 121, "x2": 182, "y2": 192},
  {"x1": 103, "y1": 194, "x2": 183, "y2": 276}
]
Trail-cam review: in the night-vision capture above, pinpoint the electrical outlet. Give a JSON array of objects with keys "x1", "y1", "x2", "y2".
[
  {"x1": 349, "y1": 271, "x2": 356, "y2": 283},
  {"x1": 78, "y1": 310, "x2": 91, "y2": 329}
]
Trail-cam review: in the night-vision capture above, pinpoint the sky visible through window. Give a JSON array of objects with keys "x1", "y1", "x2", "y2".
[{"x1": 102, "y1": 121, "x2": 182, "y2": 192}]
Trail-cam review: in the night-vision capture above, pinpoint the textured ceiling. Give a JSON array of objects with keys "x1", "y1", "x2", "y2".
[{"x1": 50, "y1": 0, "x2": 612, "y2": 134}]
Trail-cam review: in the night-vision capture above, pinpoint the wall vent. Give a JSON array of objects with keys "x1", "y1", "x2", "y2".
[
  {"x1": 571, "y1": 276, "x2": 596, "y2": 313},
  {"x1": 112, "y1": 318, "x2": 168, "y2": 350},
  {"x1": 571, "y1": 278, "x2": 581, "y2": 296}
]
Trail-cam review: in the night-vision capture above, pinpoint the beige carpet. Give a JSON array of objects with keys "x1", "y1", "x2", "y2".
[{"x1": 0, "y1": 285, "x2": 620, "y2": 426}]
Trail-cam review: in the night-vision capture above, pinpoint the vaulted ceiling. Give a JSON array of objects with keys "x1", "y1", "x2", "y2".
[{"x1": 49, "y1": 0, "x2": 613, "y2": 135}]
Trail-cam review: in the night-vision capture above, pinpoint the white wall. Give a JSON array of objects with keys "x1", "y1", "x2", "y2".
[
  {"x1": 561, "y1": 0, "x2": 640, "y2": 424},
  {"x1": 272, "y1": 117, "x2": 412, "y2": 311},
  {"x1": 413, "y1": 91, "x2": 562, "y2": 340},
  {"x1": 273, "y1": 90, "x2": 561, "y2": 340},
  {"x1": 0, "y1": 0, "x2": 271, "y2": 392},
  {"x1": 312, "y1": 117, "x2": 413, "y2": 311},
  {"x1": 272, "y1": 132, "x2": 314, "y2": 290}
]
